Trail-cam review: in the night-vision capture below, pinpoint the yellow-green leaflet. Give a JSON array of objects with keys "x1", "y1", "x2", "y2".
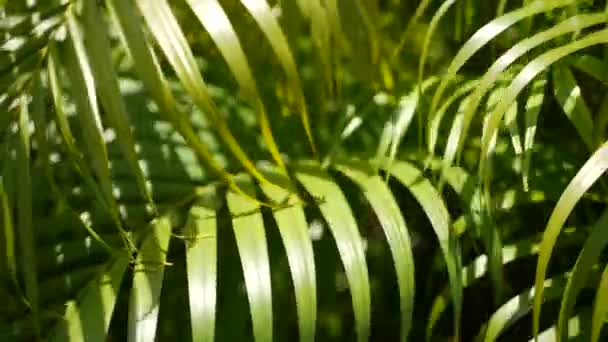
[
  {"x1": 430, "y1": 0, "x2": 576, "y2": 115},
  {"x1": 533, "y1": 139, "x2": 608, "y2": 340},
  {"x1": 335, "y1": 162, "x2": 416, "y2": 341},
  {"x1": 185, "y1": 0, "x2": 286, "y2": 174},
  {"x1": 591, "y1": 264, "x2": 608, "y2": 342},
  {"x1": 49, "y1": 255, "x2": 129, "y2": 342},
  {"x1": 480, "y1": 273, "x2": 575, "y2": 342},
  {"x1": 556, "y1": 210, "x2": 608, "y2": 342},
  {"x1": 135, "y1": 0, "x2": 270, "y2": 186},
  {"x1": 61, "y1": 13, "x2": 133, "y2": 252},
  {"x1": 226, "y1": 176, "x2": 273, "y2": 342},
  {"x1": 428, "y1": 79, "x2": 478, "y2": 155},
  {"x1": 259, "y1": 171, "x2": 316, "y2": 342},
  {"x1": 481, "y1": 29, "x2": 608, "y2": 180},
  {"x1": 552, "y1": 65, "x2": 594, "y2": 149},
  {"x1": 80, "y1": 0, "x2": 154, "y2": 206},
  {"x1": 381, "y1": 159, "x2": 463, "y2": 341},
  {"x1": 128, "y1": 217, "x2": 172, "y2": 342},
  {"x1": 522, "y1": 76, "x2": 547, "y2": 191},
  {"x1": 452, "y1": 13, "x2": 605, "y2": 168},
  {"x1": 296, "y1": 161, "x2": 371, "y2": 342},
  {"x1": 107, "y1": 0, "x2": 235, "y2": 188},
  {"x1": 185, "y1": 193, "x2": 218, "y2": 342}
]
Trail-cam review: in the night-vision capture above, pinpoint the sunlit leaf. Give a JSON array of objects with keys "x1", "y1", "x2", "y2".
[
  {"x1": 128, "y1": 217, "x2": 172, "y2": 342},
  {"x1": 107, "y1": 0, "x2": 234, "y2": 187},
  {"x1": 185, "y1": 193, "x2": 218, "y2": 342},
  {"x1": 451, "y1": 12, "x2": 605, "y2": 167},
  {"x1": 591, "y1": 264, "x2": 608, "y2": 342},
  {"x1": 481, "y1": 29, "x2": 608, "y2": 179},
  {"x1": 49, "y1": 255, "x2": 129, "y2": 342},
  {"x1": 296, "y1": 161, "x2": 371, "y2": 342},
  {"x1": 259, "y1": 171, "x2": 316, "y2": 342},
  {"x1": 135, "y1": 0, "x2": 270, "y2": 185},
  {"x1": 557, "y1": 210, "x2": 608, "y2": 341},
  {"x1": 185, "y1": 0, "x2": 286, "y2": 174},
  {"x1": 80, "y1": 0, "x2": 154, "y2": 205},
  {"x1": 552, "y1": 65, "x2": 594, "y2": 149},
  {"x1": 380, "y1": 159, "x2": 463, "y2": 340},
  {"x1": 226, "y1": 176, "x2": 273, "y2": 342},
  {"x1": 430, "y1": 0, "x2": 576, "y2": 115},
  {"x1": 239, "y1": 0, "x2": 316, "y2": 153},
  {"x1": 533, "y1": 139, "x2": 608, "y2": 339},
  {"x1": 523, "y1": 76, "x2": 547, "y2": 191},
  {"x1": 428, "y1": 79, "x2": 478, "y2": 157},
  {"x1": 335, "y1": 161, "x2": 415, "y2": 341},
  {"x1": 61, "y1": 10, "x2": 132, "y2": 251}
]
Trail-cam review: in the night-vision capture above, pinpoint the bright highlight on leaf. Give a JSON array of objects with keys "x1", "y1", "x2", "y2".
[{"x1": 534, "y1": 140, "x2": 608, "y2": 339}]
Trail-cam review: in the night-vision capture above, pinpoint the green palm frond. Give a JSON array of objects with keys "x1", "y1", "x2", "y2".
[{"x1": 3, "y1": 0, "x2": 608, "y2": 341}]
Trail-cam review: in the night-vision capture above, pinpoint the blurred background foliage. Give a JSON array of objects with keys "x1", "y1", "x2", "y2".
[{"x1": 2, "y1": 0, "x2": 608, "y2": 341}]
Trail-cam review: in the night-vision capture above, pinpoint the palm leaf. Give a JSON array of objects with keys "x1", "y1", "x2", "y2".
[
  {"x1": 226, "y1": 176, "x2": 273, "y2": 342},
  {"x1": 533, "y1": 140, "x2": 608, "y2": 339},
  {"x1": 296, "y1": 161, "x2": 371, "y2": 342}
]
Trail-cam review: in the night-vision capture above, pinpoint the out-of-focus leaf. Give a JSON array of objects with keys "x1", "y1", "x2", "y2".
[
  {"x1": 1, "y1": 129, "x2": 17, "y2": 294},
  {"x1": 61, "y1": 10, "x2": 132, "y2": 250},
  {"x1": 391, "y1": 0, "x2": 433, "y2": 62},
  {"x1": 557, "y1": 210, "x2": 608, "y2": 341},
  {"x1": 339, "y1": 0, "x2": 379, "y2": 82},
  {"x1": 16, "y1": 95, "x2": 39, "y2": 337},
  {"x1": 128, "y1": 217, "x2": 172, "y2": 342},
  {"x1": 418, "y1": 0, "x2": 456, "y2": 91},
  {"x1": 107, "y1": 0, "x2": 234, "y2": 187},
  {"x1": 80, "y1": 0, "x2": 154, "y2": 205},
  {"x1": 240, "y1": 0, "x2": 316, "y2": 153},
  {"x1": 335, "y1": 161, "x2": 415, "y2": 341},
  {"x1": 531, "y1": 314, "x2": 589, "y2": 342},
  {"x1": 380, "y1": 159, "x2": 462, "y2": 340},
  {"x1": 226, "y1": 176, "x2": 273, "y2": 342},
  {"x1": 259, "y1": 170, "x2": 316, "y2": 342},
  {"x1": 296, "y1": 0, "x2": 334, "y2": 97},
  {"x1": 49, "y1": 255, "x2": 129, "y2": 342},
  {"x1": 135, "y1": 0, "x2": 270, "y2": 185},
  {"x1": 533, "y1": 139, "x2": 608, "y2": 339},
  {"x1": 185, "y1": 192, "x2": 218, "y2": 342},
  {"x1": 185, "y1": 0, "x2": 286, "y2": 174},
  {"x1": 295, "y1": 162, "x2": 370, "y2": 342}
]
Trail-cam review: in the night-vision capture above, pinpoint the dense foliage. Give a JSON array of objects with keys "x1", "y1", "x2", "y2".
[{"x1": 2, "y1": 0, "x2": 608, "y2": 341}]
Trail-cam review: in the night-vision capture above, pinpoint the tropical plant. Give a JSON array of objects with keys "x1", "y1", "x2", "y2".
[{"x1": 2, "y1": 0, "x2": 608, "y2": 341}]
